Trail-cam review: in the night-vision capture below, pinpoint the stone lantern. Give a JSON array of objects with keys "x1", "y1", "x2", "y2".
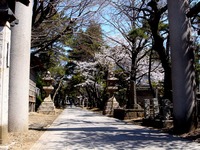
[
  {"x1": 103, "y1": 72, "x2": 119, "y2": 116},
  {"x1": 43, "y1": 71, "x2": 54, "y2": 101},
  {"x1": 38, "y1": 71, "x2": 55, "y2": 115},
  {"x1": 107, "y1": 72, "x2": 118, "y2": 96}
]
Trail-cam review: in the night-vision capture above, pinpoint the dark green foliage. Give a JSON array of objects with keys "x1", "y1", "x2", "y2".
[
  {"x1": 128, "y1": 28, "x2": 148, "y2": 40},
  {"x1": 64, "y1": 21, "x2": 107, "y2": 109},
  {"x1": 68, "y1": 21, "x2": 103, "y2": 62},
  {"x1": 35, "y1": 95, "x2": 43, "y2": 111}
]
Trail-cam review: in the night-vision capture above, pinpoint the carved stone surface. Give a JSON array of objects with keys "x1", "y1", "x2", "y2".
[
  {"x1": 37, "y1": 100, "x2": 55, "y2": 115},
  {"x1": 103, "y1": 96, "x2": 119, "y2": 116},
  {"x1": 104, "y1": 72, "x2": 119, "y2": 116},
  {"x1": 144, "y1": 99, "x2": 150, "y2": 119},
  {"x1": 152, "y1": 98, "x2": 159, "y2": 118},
  {"x1": 38, "y1": 71, "x2": 55, "y2": 115}
]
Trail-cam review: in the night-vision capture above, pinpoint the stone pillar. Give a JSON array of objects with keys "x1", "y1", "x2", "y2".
[
  {"x1": 168, "y1": 0, "x2": 197, "y2": 133},
  {"x1": 0, "y1": 23, "x2": 11, "y2": 144},
  {"x1": 144, "y1": 99, "x2": 150, "y2": 119},
  {"x1": 152, "y1": 98, "x2": 159, "y2": 118},
  {"x1": 82, "y1": 98, "x2": 84, "y2": 107},
  {"x1": 8, "y1": 0, "x2": 33, "y2": 132}
]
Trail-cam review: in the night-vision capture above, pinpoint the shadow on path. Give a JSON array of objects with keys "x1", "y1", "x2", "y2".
[{"x1": 30, "y1": 107, "x2": 200, "y2": 150}]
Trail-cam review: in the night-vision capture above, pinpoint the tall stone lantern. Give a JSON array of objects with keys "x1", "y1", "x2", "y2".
[
  {"x1": 38, "y1": 71, "x2": 55, "y2": 115},
  {"x1": 103, "y1": 72, "x2": 119, "y2": 116}
]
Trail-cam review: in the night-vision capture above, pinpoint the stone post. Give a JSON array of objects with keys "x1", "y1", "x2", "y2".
[
  {"x1": 82, "y1": 98, "x2": 85, "y2": 107},
  {"x1": 144, "y1": 99, "x2": 150, "y2": 119},
  {"x1": 8, "y1": 0, "x2": 33, "y2": 132},
  {"x1": 152, "y1": 98, "x2": 159, "y2": 118},
  {"x1": 0, "y1": 23, "x2": 11, "y2": 144}
]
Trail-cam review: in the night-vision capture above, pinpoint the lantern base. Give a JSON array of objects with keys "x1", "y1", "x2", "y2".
[
  {"x1": 103, "y1": 96, "x2": 119, "y2": 116},
  {"x1": 37, "y1": 96, "x2": 55, "y2": 115}
]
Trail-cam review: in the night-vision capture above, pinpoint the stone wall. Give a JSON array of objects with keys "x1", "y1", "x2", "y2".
[
  {"x1": 29, "y1": 79, "x2": 36, "y2": 112},
  {"x1": 114, "y1": 109, "x2": 144, "y2": 120}
]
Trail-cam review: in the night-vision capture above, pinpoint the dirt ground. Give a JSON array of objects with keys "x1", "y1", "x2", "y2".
[
  {"x1": 6, "y1": 108, "x2": 200, "y2": 150},
  {"x1": 7, "y1": 109, "x2": 63, "y2": 150},
  {"x1": 180, "y1": 128, "x2": 200, "y2": 143}
]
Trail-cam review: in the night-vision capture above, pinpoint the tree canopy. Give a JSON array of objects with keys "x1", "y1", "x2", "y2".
[{"x1": 30, "y1": 0, "x2": 200, "y2": 134}]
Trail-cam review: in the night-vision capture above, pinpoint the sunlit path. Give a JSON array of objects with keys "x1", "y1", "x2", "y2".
[{"x1": 31, "y1": 107, "x2": 200, "y2": 150}]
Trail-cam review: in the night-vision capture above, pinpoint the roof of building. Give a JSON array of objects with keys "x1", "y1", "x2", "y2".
[
  {"x1": 0, "y1": 0, "x2": 30, "y2": 7},
  {"x1": 17, "y1": 0, "x2": 30, "y2": 6},
  {"x1": 0, "y1": 0, "x2": 30, "y2": 25}
]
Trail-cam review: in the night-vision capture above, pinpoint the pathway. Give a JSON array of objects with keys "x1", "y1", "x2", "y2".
[{"x1": 31, "y1": 107, "x2": 200, "y2": 150}]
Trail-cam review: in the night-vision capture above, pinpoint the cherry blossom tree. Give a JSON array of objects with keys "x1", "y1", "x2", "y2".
[
  {"x1": 95, "y1": 45, "x2": 164, "y2": 103},
  {"x1": 72, "y1": 61, "x2": 107, "y2": 108}
]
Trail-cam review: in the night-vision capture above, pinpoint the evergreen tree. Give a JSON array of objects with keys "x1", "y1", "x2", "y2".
[{"x1": 68, "y1": 21, "x2": 103, "y2": 62}]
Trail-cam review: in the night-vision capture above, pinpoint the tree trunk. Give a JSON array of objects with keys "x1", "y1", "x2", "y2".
[
  {"x1": 126, "y1": 51, "x2": 138, "y2": 109},
  {"x1": 154, "y1": 36, "x2": 172, "y2": 100},
  {"x1": 168, "y1": 0, "x2": 197, "y2": 134},
  {"x1": 148, "y1": 3, "x2": 172, "y2": 100},
  {"x1": 86, "y1": 86, "x2": 92, "y2": 107},
  {"x1": 52, "y1": 76, "x2": 64, "y2": 103},
  {"x1": 148, "y1": 49, "x2": 156, "y2": 97},
  {"x1": 127, "y1": 81, "x2": 137, "y2": 109}
]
